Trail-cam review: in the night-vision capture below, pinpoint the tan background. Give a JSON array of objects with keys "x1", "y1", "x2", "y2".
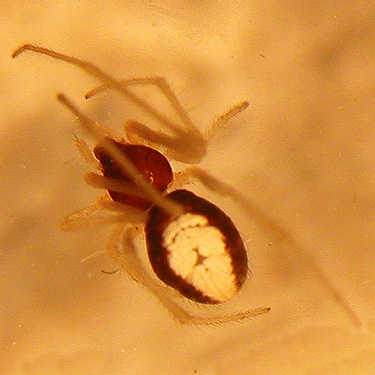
[{"x1": 1, "y1": 1, "x2": 375, "y2": 374}]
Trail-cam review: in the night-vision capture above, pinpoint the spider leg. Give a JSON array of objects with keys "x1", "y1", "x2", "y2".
[
  {"x1": 84, "y1": 172, "x2": 148, "y2": 199},
  {"x1": 95, "y1": 195, "x2": 147, "y2": 220},
  {"x1": 12, "y1": 45, "x2": 206, "y2": 163},
  {"x1": 12, "y1": 46, "x2": 180, "y2": 135},
  {"x1": 108, "y1": 224, "x2": 270, "y2": 325},
  {"x1": 123, "y1": 119, "x2": 204, "y2": 163},
  {"x1": 86, "y1": 78, "x2": 250, "y2": 162},
  {"x1": 61, "y1": 203, "x2": 127, "y2": 231},
  {"x1": 87, "y1": 76, "x2": 208, "y2": 164},
  {"x1": 74, "y1": 137, "x2": 101, "y2": 169},
  {"x1": 61, "y1": 194, "x2": 147, "y2": 231},
  {"x1": 206, "y1": 101, "x2": 249, "y2": 141},
  {"x1": 182, "y1": 167, "x2": 362, "y2": 327},
  {"x1": 86, "y1": 77, "x2": 195, "y2": 132}
]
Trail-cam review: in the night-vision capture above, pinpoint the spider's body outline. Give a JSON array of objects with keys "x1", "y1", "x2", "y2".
[
  {"x1": 12, "y1": 44, "x2": 271, "y2": 325},
  {"x1": 92, "y1": 136, "x2": 248, "y2": 305}
]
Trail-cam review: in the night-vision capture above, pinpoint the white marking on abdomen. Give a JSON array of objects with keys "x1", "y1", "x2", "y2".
[{"x1": 163, "y1": 213, "x2": 238, "y2": 302}]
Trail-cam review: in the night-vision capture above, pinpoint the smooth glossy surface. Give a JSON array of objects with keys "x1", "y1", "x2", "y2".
[
  {"x1": 94, "y1": 139, "x2": 173, "y2": 210},
  {"x1": 146, "y1": 190, "x2": 247, "y2": 303}
]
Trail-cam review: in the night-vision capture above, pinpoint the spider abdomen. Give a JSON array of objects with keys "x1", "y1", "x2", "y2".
[{"x1": 146, "y1": 189, "x2": 248, "y2": 304}]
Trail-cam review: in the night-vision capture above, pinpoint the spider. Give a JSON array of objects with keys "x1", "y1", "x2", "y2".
[{"x1": 12, "y1": 44, "x2": 271, "y2": 325}]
